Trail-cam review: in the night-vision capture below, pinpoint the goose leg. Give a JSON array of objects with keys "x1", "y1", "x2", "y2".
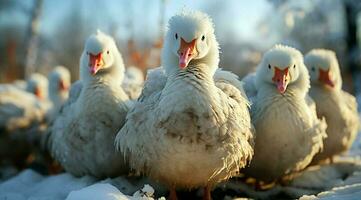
[
  {"x1": 168, "y1": 186, "x2": 177, "y2": 200},
  {"x1": 203, "y1": 184, "x2": 212, "y2": 200}
]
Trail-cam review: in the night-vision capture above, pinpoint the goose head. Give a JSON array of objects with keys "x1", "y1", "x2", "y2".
[
  {"x1": 304, "y1": 49, "x2": 342, "y2": 90},
  {"x1": 256, "y1": 44, "x2": 308, "y2": 94},
  {"x1": 48, "y1": 66, "x2": 71, "y2": 103},
  {"x1": 26, "y1": 73, "x2": 49, "y2": 100},
  {"x1": 80, "y1": 30, "x2": 124, "y2": 83},
  {"x1": 162, "y1": 10, "x2": 219, "y2": 75}
]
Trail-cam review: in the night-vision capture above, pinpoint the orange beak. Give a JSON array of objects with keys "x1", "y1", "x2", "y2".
[
  {"x1": 59, "y1": 80, "x2": 68, "y2": 91},
  {"x1": 318, "y1": 68, "x2": 334, "y2": 87},
  {"x1": 34, "y1": 87, "x2": 44, "y2": 100},
  {"x1": 178, "y1": 38, "x2": 197, "y2": 69},
  {"x1": 88, "y1": 52, "x2": 103, "y2": 75},
  {"x1": 272, "y1": 67, "x2": 290, "y2": 94}
]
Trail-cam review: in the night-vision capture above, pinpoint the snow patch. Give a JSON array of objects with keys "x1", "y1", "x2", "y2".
[
  {"x1": 66, "y1": 183, "x2": 129, "y2": 200},
  {"x1": 66, "y1": 183, "x2": 158, "y2": 200},
  {"x1": 0, "y1": 170, "x2": 96, "y2": 200}
]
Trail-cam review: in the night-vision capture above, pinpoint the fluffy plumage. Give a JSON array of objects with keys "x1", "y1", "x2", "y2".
[
  {"x1": 0, "y1": 74, "x2": 50, "y2": 167},
  {"x1": 304, "y1": 49, "x2": 359, "y2": 163},
  {"x1": 242, "y1": 72, "x2": 257, "y2": 102},
  {"x1": 115, "y1": 10, "x2": 254, "y2": 198},
  {"x1": 48, "y1": 30, "x2": 130, "y2": 178},
  {"x1": 0, "y1": 73, "x2": 50, "y2": 132},
  {"x1": 122, "y1": 66, "x2": 144, "y2": 99},
  {"x1": 0, "y1": 85, "x2": 44, "y2": 133},
  {"x1": 26, "y1": 73, "x2": 49, "y2": 100},
  {"x1": 12, "y1": 80, "x2": 27, "y2": 90},
  {"x1": 47, "y1": 66, "x2": 71, "y2": 120},
  {"x1": 243, "y1": 44, "x2": 327, "y2": 181}
]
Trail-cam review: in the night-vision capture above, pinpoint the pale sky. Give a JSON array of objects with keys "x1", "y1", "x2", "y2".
[{"x1": 37, "y1": 0, "x2": 271, "y2": 42}]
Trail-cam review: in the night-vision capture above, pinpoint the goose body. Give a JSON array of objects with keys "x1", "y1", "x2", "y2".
[
  {"x1": 242, "y1": 72, "x2": 257, "y2": 102},
  {"x1": 48, "y1": 31, "x2": 130, "y2": 178},
  {"x1": 115, "y1": 11, "x2": 254, "y2": 199},
  {"x1": 122, "y1": 66, "x2": 144, "y2": 100},
  {"x1": 0, "y1": 74, "x2": 49, "y2": 167},
  {"x1": 0, "y1": 85, "x2": 44, "y2": 133},
  {"x1": 244, "y1": 45, "x2": 326, "y2": 181},
  {"x1": 304, "y1": 49, "x2": 359, "y2": 163},
  {"x1": 0, "y1": 73, "x2": 50, "y2": 132}
]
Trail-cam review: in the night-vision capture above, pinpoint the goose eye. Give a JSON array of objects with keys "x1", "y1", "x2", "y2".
[
  {"x1": 175, "y1": 33, "x2": 178, "y2": 40},
  {"x1": 311, "y1": 67, "x2": 315, "y2": 71},
  {"x1": 107, "y1": 50, "x2": 109, "y2": 54},
  {"x1": 201, "y1": 35, "x2": 205, "y2": 41},
  {"x1": 293, "y1": 64, "x2": 296, "y2": 69},
  {"x1": 268, "y1": 64, "x2": 271, "y2": 69}
]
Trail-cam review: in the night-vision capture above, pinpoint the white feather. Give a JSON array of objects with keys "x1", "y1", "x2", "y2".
[
  {"x1": 122, "y1": 66, "x2": 144, "y2": 100},
  {"x1": 243, "y1": 44, "x2": 327, "y2": 181},
  {"x1": 305, "y1": 49, "x2": 359, "y2": 163},
  {"x1": 47, "y1": 66, "x2": 71, "y2": 121},
  {"x1": 48, "y1": 31, "x2": 130, "y2": 178},
  {"x1": 115, "y1": 10, "x2": 254, "y2": 189}
]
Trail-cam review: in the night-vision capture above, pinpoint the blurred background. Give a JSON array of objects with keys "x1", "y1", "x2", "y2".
[{"x1": 0, "y1": 0, "x2": 360, "y2": 93}]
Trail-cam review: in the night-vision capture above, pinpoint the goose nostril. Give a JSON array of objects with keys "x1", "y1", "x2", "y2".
[{"x1": 188, "y1": 54, "x2": 191, "y2": 56}]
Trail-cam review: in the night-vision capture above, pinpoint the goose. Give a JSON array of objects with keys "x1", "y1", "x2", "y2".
[
  {"x1": 0, "y1": 73, "x2": 49, "y2": 167},
  {"x1": 47, "y1": 30, "x2": 130, "y2": 178},
  {"x1": 304, "y1": 49, "x2": 359, "y2": 163},
  {"x1": 0, "y1": 86, "x2": 44, "y2": 133},
  {"x1": 243, "y1": 44, "x2": 327, "y2": 182},
  {"x1": 115, "y1": 10, "x2": 254, "y2": 200},
  {"x1": 0, "y1": 73, "x2": 49, "y2": 132},
  {"x1": 122, "y1": 66, "x2": 144, "y2": 100},
  {"x1": 47, "y1": 66, "x2": 71, "y2": 121}
]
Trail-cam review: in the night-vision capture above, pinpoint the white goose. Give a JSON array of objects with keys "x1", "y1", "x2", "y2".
[
  {"x1": 48, "y1": 30, "x2": 130, "y2": 178},
  {"x1": 47, "y1": 66, "x2": 71, "y2": 121},
  {"x1": 243, "y1": 45, "x2": 327, "y2": 182},
  {"x1": 0, "y1": 73, "x2": 49, "y2": 166},
  {"x1": 304, "y1": 49, "x2": 359, "y2": 163},
  {"x1": 115, "y1": 10, "x2": 254, "y2": 200},
  {"x1": 0, "y1": 73, "x2": 49, "y2": 132}
]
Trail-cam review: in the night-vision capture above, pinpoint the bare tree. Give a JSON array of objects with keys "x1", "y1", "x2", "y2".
[
  {"x1": 24, "y1": 0, "x2": 43, "y2": 79},
  {"x1": 0, "y1": 0, "x2": 33, "y2": 81},
  {"x1": 51, "y1": 2, "x2": 89, "y2": 81}
]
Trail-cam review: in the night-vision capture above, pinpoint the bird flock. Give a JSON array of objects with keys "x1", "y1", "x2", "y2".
[{"x1": 0, "y1": 10, "x2": 359, "y2": 200}]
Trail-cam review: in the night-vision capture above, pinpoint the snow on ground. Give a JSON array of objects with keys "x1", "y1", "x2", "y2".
[
  {"x1": 0, "y1": 170, "x2": 96, "y2": 200},
  {"x1": 299, "y1": 172, "x2": 361, "y2": 200},
  {"x1": 66, "y1": 183, "x2": 160, "y2": 200},
  {"x1": 0, "y1": 170, "x2": 164, "y2": 200}
]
